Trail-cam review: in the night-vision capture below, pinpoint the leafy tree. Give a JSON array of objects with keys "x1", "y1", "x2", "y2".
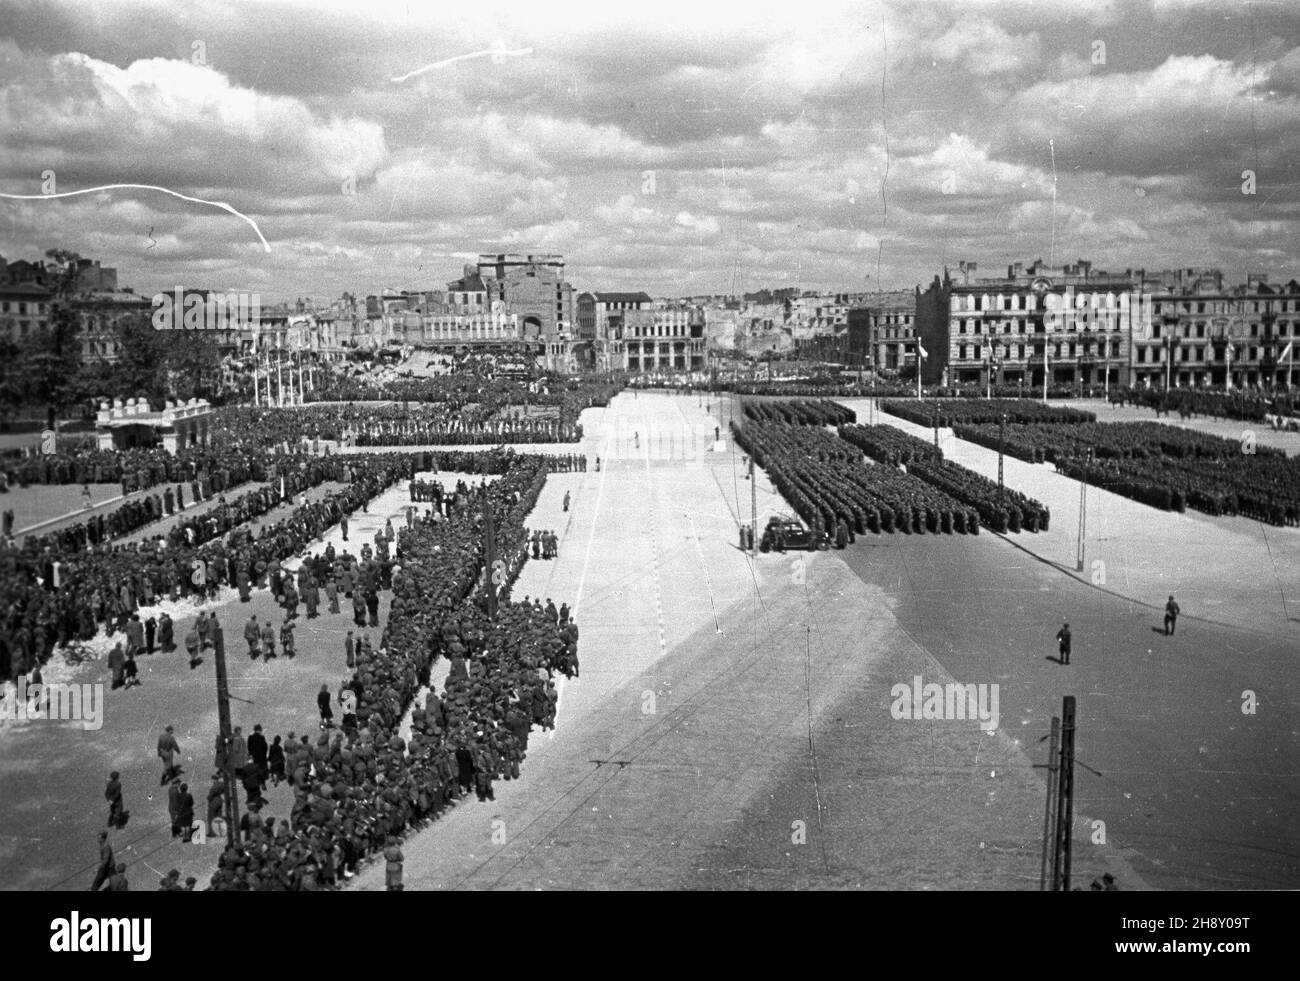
[
  {"x1": 167, "y1": 330, "x2": 222, "y2": 401},
  {"x1": 113, "y1": 314, "x2": 166, "y2": 401}
]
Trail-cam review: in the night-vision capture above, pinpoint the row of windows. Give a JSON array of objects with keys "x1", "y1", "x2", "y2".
[
  {"x1": 1156, "y1": 300, "x2": 1299, "y2": 314},
  {"x1": 1150, "y1": 321, "x2": 1294, "y2": 339},
  {"x1": 956, "y1": 296, "x2": 1300, "y2": 316},
  {"x1": 1136, "y1": 345, "x2": 1272, "y2": 363},
  {"x1": 955, "y1": 320, "x2": 1123, "y2": 334},
  {"x1": 957, "y1": 342, "x2": 1122, "y2": 361},
  {"x1": 628, "y1": 323, "x2": 692, "y2": 338},
  {"x1": 1, "y1": 301, "x2": 47, "y2": 315}
]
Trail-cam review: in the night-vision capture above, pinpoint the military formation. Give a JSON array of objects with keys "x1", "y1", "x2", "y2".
[
  {"x1": 0, "y1": 453, "x2": 413, "y2": 683},
  {"x1": 207, "y1": 451, "x2": 578, "y2": 890}
]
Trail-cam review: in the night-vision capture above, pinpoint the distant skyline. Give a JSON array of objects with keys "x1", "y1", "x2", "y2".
[{"x1": 2, "y1": 0, "x2": 1298, "y2": 303}]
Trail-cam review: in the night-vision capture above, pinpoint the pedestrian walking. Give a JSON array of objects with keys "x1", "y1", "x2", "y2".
[
  {"x1": 317, "y1": 684, "x2": 334, "y2": 728},
  {"x1": 90, "y1": 831, "x2": 114, "y2": 891},
  {"x1": 104, "y1": 770, "x2": 124, "y2": 828},
  {"x1": 157, "y1": 726, "x2": 180, "y2": 785},
  {"x1": 244, "y1": 615, "x2": 260, "y2": 657},
  {"x1": 1164, "y1": 596, "x2": 1180, "y2": 636},
  {"x1": 1056, "y1": 622, "x2": 1072, "y2": 666},
  {"x1": 563, "y1": 490, "x2": 570, "y2": 512}
]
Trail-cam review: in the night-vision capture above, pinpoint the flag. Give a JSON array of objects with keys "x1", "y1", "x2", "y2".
[
  {"x1": 1281, "y1": 341, "x2": 1294, "y2": 362},
  {"x1": 917, "y1": 342, "x2": 928, "y2": 359}
]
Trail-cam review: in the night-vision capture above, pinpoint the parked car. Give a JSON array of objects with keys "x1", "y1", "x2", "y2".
[{"x1": 759, "y1": 514, "x2": 827, "y2": 552}]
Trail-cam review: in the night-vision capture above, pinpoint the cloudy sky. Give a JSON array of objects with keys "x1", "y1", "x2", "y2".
[{"x1": 1, "y1": 0, "x2": 1298, "y2": 303}]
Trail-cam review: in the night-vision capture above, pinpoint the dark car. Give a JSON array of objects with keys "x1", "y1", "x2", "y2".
[{"x1": 759, "y1": 515, "x2": 827, "y2": 553}]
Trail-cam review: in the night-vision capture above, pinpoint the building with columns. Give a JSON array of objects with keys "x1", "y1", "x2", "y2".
[
  {"x1": 616, "y1": 302, "x2": 707, "y2": 372},
  {"x1": 95, "y1": 398, "x2": 213, "y2": 452}
]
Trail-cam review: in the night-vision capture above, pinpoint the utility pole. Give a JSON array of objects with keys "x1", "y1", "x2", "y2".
[
  {"x1": 1039, "y1": 715, "x2": 1060, "y2": 891},
  {"x1": 750, "y1": 455, "x2": 757, "y2": 557},
  {"x1": 1043, "y1": 342, "x2": 1049, "y2": 403},
  {"x1": 1076, "y1": 448, "x2": 1090, "y2": 572},
  {"x1": 998, "y1": 412, "x2": 1006, "y2": 508},
  {"x1": 484, "y1": 503, "x2": 497, "y2": 619},
  {"x1": 1051, "y1": 696, "x2": 1078, "y2": 891},
  {"x1": 933, "y1": 401, "x2": 940, "y2": 450},
  {"x1": 212, "y1": 622, "x2": 239, "y2": 851}
]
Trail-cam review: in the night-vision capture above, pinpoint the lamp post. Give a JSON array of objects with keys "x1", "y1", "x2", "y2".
[{"x1": 1076, "y1": 447, "x2": 1092, "y2": 572}]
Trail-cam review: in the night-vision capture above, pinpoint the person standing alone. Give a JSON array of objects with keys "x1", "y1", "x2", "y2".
[
  {"x1": 1056, "y1": 622, "x2": 1071, "y2": 666},
  {"x1": 1164, "y1": 596, "x2": 1180, "y2": 636}
]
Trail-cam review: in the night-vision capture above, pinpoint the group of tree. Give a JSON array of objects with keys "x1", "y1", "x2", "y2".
[{"x1": 0, "y1": 250, "x2": 225, "y2": 427}]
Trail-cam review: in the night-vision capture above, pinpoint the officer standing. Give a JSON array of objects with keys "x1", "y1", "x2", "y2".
[{"x1": 1056, "y1": 622, "x2": 1071, "y2": 666}]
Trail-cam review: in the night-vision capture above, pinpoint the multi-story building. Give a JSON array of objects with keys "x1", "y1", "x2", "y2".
[
  {"x1": 1132, "y1": 271, "x2": 1300, "y2": 389},
  {"x1": 573, "y1": 292, "x2": 654, "y2": 371},
  {"x1": 478, "y1": 253, "x2": 575, "y2": 371},
  {"x1": 946, "y1": 258, "x2": 1138, "y2": 390},
  {"x1": 72, "y1": 290, "x2": 151, "y2": 362},
  {"x1": 0, "y1": 284, "x2": 52, "y2": 343},
  {"x1": 616, "y1": 301, "x2": 707, "y2": 372}
]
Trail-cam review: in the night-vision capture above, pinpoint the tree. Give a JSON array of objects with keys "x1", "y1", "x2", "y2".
[
  {"x1": 114, "y1": 314, "x2": 166, "y2": 401},
  {"x1": 166, "y1": 330, "x2": 222, "y2": 401}
]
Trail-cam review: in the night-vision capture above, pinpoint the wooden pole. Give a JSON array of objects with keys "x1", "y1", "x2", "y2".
[
  {"x1": 212, "y1": 622, "x2": 240, "y2": 851},
  {"x1": 1039, "y1": 716, "x2": 1060, "y2": 891},
  {"x1": 1052, "y1": 696, "x2": 1078, "y2": 890},
  {"x1": 750, "y1": 455, "x2": 757, "y2": 557}
]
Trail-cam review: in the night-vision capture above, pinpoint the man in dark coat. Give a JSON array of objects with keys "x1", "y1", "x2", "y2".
[
  {"x1": 157, "y1": 726, "x2": 180, "y2": 785},
  {"x1": 1164, "y1": 596, "x2": 1180, "y2": 636},
  {"x1": 176, "y1": 783, "x2": 195, "y2": 842},
  {"x1": 158, "y1": 613, "x2": 174, "y2": 652},
  {"x1": 105, "y1": 771, "x2": 124, "y2": 827},
  {"x1": 244, "y1": 615, "x2": 260, "y2": 658},
  {"x1": 168, "y1": 778, "x2": 183, "y2": 838},
  {"x1": 317, "y1": 684, "x2": 334, "y2": 728},
  {"x1": 247, "y1": 725, "x2": 269, "y2": 789},
  {"x1": 455, "y1": 746, "x2": 475, "y2": 796},
  {"x1": 107, "y1": 643, "x2": 126, "y2": 690},
  {"x1": 1056, "y1": 622, "x2": 1072, "y2": 666},
  {"x1": 91, "y1": 831, "x2": 114, "y2": 891}
]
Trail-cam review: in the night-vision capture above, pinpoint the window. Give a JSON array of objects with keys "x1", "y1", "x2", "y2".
[
  {"x1": 1196, "y1": 323, "x2": 1205, "y2": 338},
  {"x1": 1138, "y1": 347, "x2": 1146, "y2": 364}
]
